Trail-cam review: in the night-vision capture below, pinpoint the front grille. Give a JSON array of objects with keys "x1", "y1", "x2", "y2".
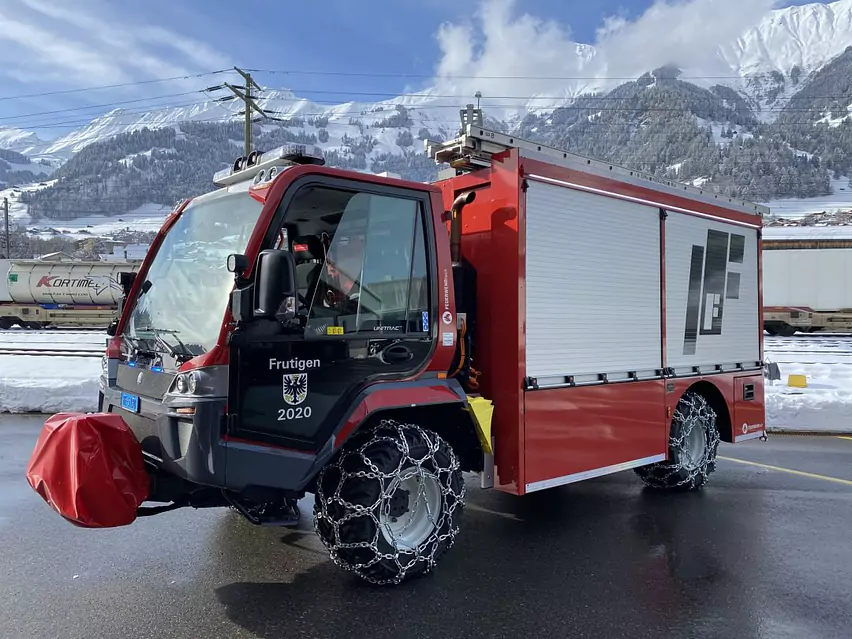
[{"x1": 117, "y1": 364, "x2": 176, "y2": 399}]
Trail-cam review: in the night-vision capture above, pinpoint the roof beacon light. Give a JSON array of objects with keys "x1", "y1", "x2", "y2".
[{"x1": 213, "y1": 143, "x2": 326, "y2": 187}]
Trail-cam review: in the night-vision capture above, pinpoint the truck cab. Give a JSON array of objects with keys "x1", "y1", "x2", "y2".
[{"x1": 92, "y1": 144, "x2": 480, "y2": 585}]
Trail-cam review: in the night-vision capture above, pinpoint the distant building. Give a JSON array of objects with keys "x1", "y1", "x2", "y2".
[{"x1": 98, "y1": 243, "x2": 149, "y2": 262}]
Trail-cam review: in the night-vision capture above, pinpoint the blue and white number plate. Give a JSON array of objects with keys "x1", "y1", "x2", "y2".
[{"x1": 120, "y1": 392, "x2": 140, "y2": 413}]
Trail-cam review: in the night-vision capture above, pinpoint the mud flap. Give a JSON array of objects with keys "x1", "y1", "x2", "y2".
[{"x1": 25, "y1": 412, "x2": 150, "y2": 528}]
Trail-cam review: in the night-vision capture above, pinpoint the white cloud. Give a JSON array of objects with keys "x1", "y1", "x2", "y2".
[
  {"x1": 594, "y1": 0, "x2": 781, "y2": 78},
  {"x1": 0, "y1": 11, "x2": 124, "y2": 84},
  {"x1": 0, "y1": 0, "x2": 231, "y2": 90},
  {"x1": 431, "y1": 0, "x2": 782, "y2": 114},
  {"x1": 434, "y1": 0, "x2": 589, "y2": 106}
]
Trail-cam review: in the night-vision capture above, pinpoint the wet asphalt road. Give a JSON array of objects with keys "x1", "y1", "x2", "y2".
[{"x1": 1, "y1": 415, "x2": 851, "y2": 639}]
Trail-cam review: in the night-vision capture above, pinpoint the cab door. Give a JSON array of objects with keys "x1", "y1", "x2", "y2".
[{"x1": 227, "y1": 178, "x2": 439, "y2": 452}]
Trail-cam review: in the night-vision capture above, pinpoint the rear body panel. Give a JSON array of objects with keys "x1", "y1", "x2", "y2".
[
  {"x1": 435, "y1": 145, "x2": 765, "y2": 496},
  {"x1": 436, "y1": 153, "x2": 526, "y2": 493},
  {"x1": 523, "y1": 381, "x2": 668, "y2": 492},
  {"x1": 733, "y1": 373, "x2": 766, "y2": 442}
]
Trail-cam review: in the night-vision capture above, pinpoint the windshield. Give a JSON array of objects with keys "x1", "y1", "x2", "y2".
[{"x1": 123, "y1": 189, "x2": 262, "y2": 356}]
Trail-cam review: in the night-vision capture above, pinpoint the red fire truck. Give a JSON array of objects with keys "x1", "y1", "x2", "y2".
[{"x1": 26, "y1": 108, "x2": 767, "y2": 586}]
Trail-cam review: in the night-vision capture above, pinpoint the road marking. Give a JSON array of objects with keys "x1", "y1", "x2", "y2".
[{"x1": 719, "y1": 456, "x2": 852, "y2": 487}]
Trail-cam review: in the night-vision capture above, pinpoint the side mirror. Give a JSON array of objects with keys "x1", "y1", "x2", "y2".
[
  {"x1": 106, "y1": 318, "x2": 118, "y2": 337},
  {"x1": 254, "y1": 249, "x2": 298, "y2": 321}
]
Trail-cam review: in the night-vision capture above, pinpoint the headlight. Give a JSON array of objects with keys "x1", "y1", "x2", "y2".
[
  {"x1": 169, "y1": 366, "x2": 228, "y2": 398},
  {"x1": 187, "y1": 371, "x2": 198, "y2": 394}
]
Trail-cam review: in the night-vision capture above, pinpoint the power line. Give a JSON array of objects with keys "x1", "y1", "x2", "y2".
[
  {"x1": 0, "y1": 70, "x2": 231, "y2": 102},
  {"x1": 245, "y1": 68, "x2": 850, "y2": 81},
  {"x1": 4, "y1": 76, "x2": 852, "y2": 129},
  {"x1": 0, "y1": 66, "x2": 839, "y2": 105},
  {"x1": 0, "y1": 91, "x2": 207, "y2": 123},
  {"x1": 8, "y1": 97, "x2": 852, "y2": 132},
  {"x1": 9, "y1": 98, "x2": 226, "y2": 129},
  {"x1": 247, "y1": 85, "x2": 852, "y2": 103}
]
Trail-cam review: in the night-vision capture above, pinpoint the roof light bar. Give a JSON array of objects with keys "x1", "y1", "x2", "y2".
[{"x1": 213, "y1": 143, "x2": 326, "y2": 187}]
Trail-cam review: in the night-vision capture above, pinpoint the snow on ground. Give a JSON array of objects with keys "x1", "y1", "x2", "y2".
[
  {"x1": 0, "y1": 330, "x2": 105, "y2": 350},
  {"x1": 0, "y1": 331, "x2": 105, "y2": 413},
  {"x1": 762, "y1": 225, "x2": 852, "y2": 241},
  {"x1": 1, "y1": 175, "x2": 169, "y2": 240},
  {"x1": 0, "y1": 158, "x2": 53, "y2": 176},
  {"x1": 694, "y1": 118, "x2": 754, "y2": 146},
  {"x1": 25, "y1": 203, "x2": 171, "y2": 241},
  {"x1": 0, "y1": 179, "x2": 56, "y2": 227},
  {"x1": 764, "y1": 177, "x2": 852, "y2": 219},
  {"x1": 0, "y1": 355, "x2": 101, "y2": 414},
  {"x1": 118, "y1": 147, "x2": 176, "y2": 167},
  {"x1": 764, "y1": 335, "x2": 852, "y2": 434}
]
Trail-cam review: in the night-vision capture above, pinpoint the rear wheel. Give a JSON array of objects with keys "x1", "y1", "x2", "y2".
[
  {"x1": 634, "y1": 390, "x2": 720, "y2": 491},
  {"x1": 313, "y1": 420, "x2": 465, "y2": 586}
]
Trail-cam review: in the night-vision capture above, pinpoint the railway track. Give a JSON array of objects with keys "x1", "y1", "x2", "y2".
[
  {"x1": 0, "y1": 328, "x2": 106, "y2": 335},
  {"x1": 0, "y1": 348, "x2": 103, "y2": 358}
]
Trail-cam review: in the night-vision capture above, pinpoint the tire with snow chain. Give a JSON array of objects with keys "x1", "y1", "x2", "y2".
[
  {"x1": 313, "y1": 420, "x2": 465, "y2": 586},
  {"x1": 634, "y1": 390, "x2": 720, "y2": 491}
]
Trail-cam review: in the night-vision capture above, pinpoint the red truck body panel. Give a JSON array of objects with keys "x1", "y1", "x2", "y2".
[{"x1": 436, "y1": 146, "x2": 766, "y2": 495}]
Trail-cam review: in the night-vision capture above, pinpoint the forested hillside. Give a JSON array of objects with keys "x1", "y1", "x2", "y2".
[
  {"x1": 0, "y1": 148, "x2": 51, "y2": 188},
  {"x1": 19, "y1": 54, "x2": 852, "y2": 219}
]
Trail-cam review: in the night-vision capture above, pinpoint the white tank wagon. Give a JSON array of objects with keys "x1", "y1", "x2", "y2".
[
  {"x1": 1, "y1": 259, "x2": 142, "y2": 329},
  {"x1": 7, "y1": 260, "x2": 140, "y2": 306}
]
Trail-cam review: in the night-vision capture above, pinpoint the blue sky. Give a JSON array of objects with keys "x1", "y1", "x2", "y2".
[{"x1": 0, "y1": 0, "x2": 820, "y2": 139}]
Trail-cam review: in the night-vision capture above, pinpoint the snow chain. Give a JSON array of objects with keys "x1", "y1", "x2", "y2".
[
  {"x1": 314, "y1": 420, "x2": 465, "y2": 586},
  {"x1": 640, "y1": 392, "x2": 720, "y2": 489}
]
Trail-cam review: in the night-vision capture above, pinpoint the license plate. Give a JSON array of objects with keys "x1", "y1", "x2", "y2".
[{"x1": 120, "y1": 392, "x2": 140, "y2": 413}]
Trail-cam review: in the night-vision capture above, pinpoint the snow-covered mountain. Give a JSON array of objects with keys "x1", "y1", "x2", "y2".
[
  {"x1": 720, "y1": 0, "x2": 852, "y2": 77},
  {"x1": 3, "y1": 0, "x2": 852, "y2": 160},
  {"x1": 0, "y1": 127, "x2": 49, "y2": 157},
  {"x1": 35, "y1": 89, "x2": 463, "y2": 160},
  {"x1": 5, "y1": 0, "x2": 852, "y2": 240}
]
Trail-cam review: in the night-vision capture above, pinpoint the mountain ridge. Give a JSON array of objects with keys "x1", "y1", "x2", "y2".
[
  {"x1": 5, "y1": 1, "x2": 852, "y2": 223},
  {"x1": 5, "y1": 1, "x2": 852, "y2": 158}
]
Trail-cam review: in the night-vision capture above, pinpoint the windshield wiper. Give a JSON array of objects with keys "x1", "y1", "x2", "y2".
[
  {"x1": 137, "y1": 326, "x2": 194, "y2": 362},
  {"x1": 123, "y1": 334, "x2": 157, "y2": 359}
]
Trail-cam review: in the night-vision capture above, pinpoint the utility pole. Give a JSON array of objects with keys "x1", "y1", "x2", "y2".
[
  {"x1": 2, "y1": 197, "x2": 9, "y2": 259},
  {"x1": 224, "y1": 67, "x2": 264, "y2": 156}
]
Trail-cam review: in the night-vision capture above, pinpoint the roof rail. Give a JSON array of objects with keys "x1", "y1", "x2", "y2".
[{"x1": 425, "y1": 124, "x2": 769, "y2": 216}]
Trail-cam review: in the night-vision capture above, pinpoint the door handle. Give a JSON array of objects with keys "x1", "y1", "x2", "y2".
[{"x1": 382, "y1": 344, "x2": 413, "y2": 364}]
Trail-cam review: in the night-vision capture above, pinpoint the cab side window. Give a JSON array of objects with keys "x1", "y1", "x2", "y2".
[{"x1": 288, "y1": 187, "x2": 430, "y2": 336}]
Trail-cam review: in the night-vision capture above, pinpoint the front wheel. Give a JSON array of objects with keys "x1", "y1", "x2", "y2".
[
  {"x1": 634, "y1": 390, "x2": 720, "y2": 491},
  {"x1": 313, "y1": 420, "x2": 465, "y2": 586}
]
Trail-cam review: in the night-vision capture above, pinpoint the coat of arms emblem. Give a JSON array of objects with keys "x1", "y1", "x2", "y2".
[{"x1": 282, "y1": 373, "x2": 308, "y2": 405}]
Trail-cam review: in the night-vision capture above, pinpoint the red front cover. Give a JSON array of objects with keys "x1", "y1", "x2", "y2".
[{"x1": 25, "y1": 412, "x2": 150, "y2": 528}]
